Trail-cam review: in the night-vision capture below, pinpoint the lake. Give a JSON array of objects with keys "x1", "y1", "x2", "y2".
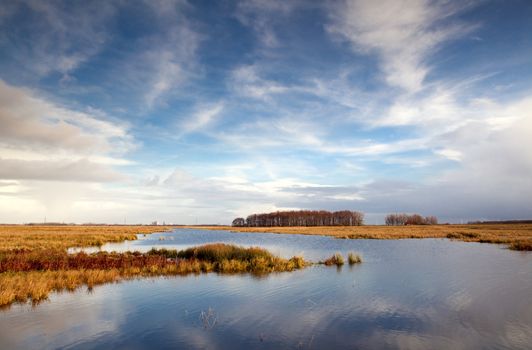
[{"x1": 1, "y1": 228, "x2": 531, "y2": 349}]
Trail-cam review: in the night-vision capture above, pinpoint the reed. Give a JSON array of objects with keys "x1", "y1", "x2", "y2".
[
  {"x1": 348, "y1": 252, "x2": 362, "y2": 265},
  {"x1": 509, "y1": 240, "x2": 532, "y2": 251},
  {"x1": 0, "y1": 243, "x2": 308, "y2": 308},
  {"x1": 322, "y1": 253, "x2": 344, "y2": 266},
  {"x1": 177, "y1": 243, "x2": 273, "y2": 262}
]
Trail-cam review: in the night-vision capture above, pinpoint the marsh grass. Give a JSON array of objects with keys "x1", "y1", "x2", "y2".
[
  {"x1": 0, "y1": 225, "x2": 175, "y2": 251},
  {"x1": 348, "y1": 252, "x2": 362, "y2": 265},
  {"x1": 147, "y1": 248, "x2": 178, "y2": 259},
  {"x1": 177, "y1": 243, "x2": 272, "y2": 262},
  {"x1": 0, "y1": 243, "x2": 308, "y2": 307},
  {"x1": 0, "y1": 227, "x2": 310, "y2": 307},
  {"x1": 322, "y1": 253, "x2": 344, "y2": 266},
  {"x1": 509, "y1": 240, "x2": 532, "y2": 251},
  {"x1": 194, "y1": 224, "x2": 532, "y2": 251}
]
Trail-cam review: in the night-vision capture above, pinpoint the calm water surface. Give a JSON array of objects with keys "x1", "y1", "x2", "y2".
[{"x1": 1, "y1": 228, "x2": 531, "y2": 349}]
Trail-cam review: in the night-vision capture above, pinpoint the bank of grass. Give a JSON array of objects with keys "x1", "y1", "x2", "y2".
[
  {"x1": 508, "y1": 240, "x2": 532, "y2": 251},
  {"x1": 0, "y1": 225, "x2": 176, "y2": 251},
  {"x1": 0, "y1": 241, "x2": 308, "y2": 307},
  {"x1": 192, "y1": 224, "x2": 532, "y2": 251}
]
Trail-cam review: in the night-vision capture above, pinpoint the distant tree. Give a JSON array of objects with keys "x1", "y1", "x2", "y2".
[
  {"x1": 232, "y1": 218, "x2": 246, "y2": 227},
  {"x1": 385, "y1": 214, "x2": 396, "y2": 226},
  {"x1": 385, "y1": 213, "x2": 438, "y2": 225},
  {"x1": 424, "y1": 216, "x2": 438, "y2": 225},
  {"x1": 236, "y1": 210, "x2": 364, "y2": 227},
  {"x1": 406, "y1": 214, "x2": 424, "y2": 225}
]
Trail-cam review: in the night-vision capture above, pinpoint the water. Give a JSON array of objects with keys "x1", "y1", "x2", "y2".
[{"x1": 2, "y1": 228, "x2": 531, "y2": 349}]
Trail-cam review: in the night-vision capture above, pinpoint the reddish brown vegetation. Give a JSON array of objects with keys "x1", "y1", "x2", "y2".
[
  {"x1": 0, "y1": 250, "x2": 171, "y2": 272},
  {"x1": 0, "y1": 243, "x2": 308, "y2": 307},
  {"x1": 509, "y1": 240, "x2": 532, "y2": 251}
]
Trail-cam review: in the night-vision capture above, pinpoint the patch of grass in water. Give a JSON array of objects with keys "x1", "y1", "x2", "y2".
[
  {"x1": 0, "y1": 243, "x2": 309, "y2": 308},
  {"x1": 177, "y1": 243, "x2": 272, "y2": 262},
  {"x1": 322, "y1": 253, "x2": 344, "y2": 266},
  {"x1": 348, "y1": 252, "x2": 362, "y2": 265}
]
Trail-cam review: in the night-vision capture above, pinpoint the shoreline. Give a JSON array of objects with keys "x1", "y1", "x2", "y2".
[{"x1": 185, "y1": 224, "x2": 532, "y2": 251}]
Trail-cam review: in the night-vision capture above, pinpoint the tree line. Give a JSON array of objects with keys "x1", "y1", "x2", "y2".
[
  {"x1": 232, "y1": 210, "x2": 365, "y2": 227},
  {"x1": 385, "y1": 213, "x2": 438, "y2": 226}
]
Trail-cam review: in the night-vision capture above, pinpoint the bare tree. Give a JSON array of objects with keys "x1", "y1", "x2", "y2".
[
  {"x1": 231, "y1": 218, "x2": 246, "y2": 227},
  {"x1": 237, "y1": 210, "x2": 364, "y2": 227},
  {"x1": 385, "y1": 213, "x2": 438, "y2": 225}
]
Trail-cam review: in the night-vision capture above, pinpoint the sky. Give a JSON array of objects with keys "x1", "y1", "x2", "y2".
[{"x1": 0, "y1": 0, "x2": 531, "y2": 224}]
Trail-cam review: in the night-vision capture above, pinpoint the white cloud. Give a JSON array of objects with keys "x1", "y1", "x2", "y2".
[
  {"x1": 0, "y1": 158, "x2": 124, "y2": 182},
  {"x1": 0, "y1": 80, "x2": 133, "y2": 154},
  {"x1": 235, "y1": 0, "x2": 301, "y2": 47},
  {"x1": 328, "y1": 0, "x2": 476, "y2": 92},
  {"x1": 180, "y1": 102, "x2": 224, "y2": 135},
  {"x1": 230, "y1": 65, "x2": 289, "y2": 100},
  {"x1": 141, "y1": 1, "x2": 201, "y2": 107},
  {"x1": 144, "y1": 51, "x2": 186, "y2": 108},
  {"x1": 0, "y1": 80, "x2": 133, "y2": 183},
  {"x1": 213, "y1": 111, "x2": 428, "y2": 157},
  {"x1": 436, "y1": 149, "x2": 462, "y2": 162}
]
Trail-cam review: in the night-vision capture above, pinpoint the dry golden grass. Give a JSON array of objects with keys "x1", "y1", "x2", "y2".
[
  {"x1": 0, "y1": 255, "x2": 308, "y2": 308},
  {"x1": 348, "y1": 252, "x2": 362, "y2": 265},
  {"x1": 0, "y1": 266, "x2": 207, "y2": 307},
  {"x1": 0, "y1": 225, "x2": 170, "y2": 307},
  {"x1": 321, "y1": 253, "x2": 344, "y2": 266},
  {"x1": 0, "y1": 225, "x2": 175, "y2": 251},
  {"x1": 0, "y1": 226, "x2": 308, "y2": 308},
  {"x1": 192, "y1": 224, "x2": 532, "y2": 251}
]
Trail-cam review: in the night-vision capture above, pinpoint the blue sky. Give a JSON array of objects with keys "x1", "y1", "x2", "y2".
[{"x1": 1, "y1": 0, "x2": 532, "y2": 224}]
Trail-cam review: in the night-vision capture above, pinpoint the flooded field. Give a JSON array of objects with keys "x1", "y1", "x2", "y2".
[{"x1": 1, "y1": 228, "x2": 531, "y2": 349}]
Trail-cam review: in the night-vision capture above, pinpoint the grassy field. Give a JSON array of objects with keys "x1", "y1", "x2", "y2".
[
  {"x1": 0, "y1": 226, "x2": 307, "y2": 307},
  {"x1": 191, "y1": 224, "x2": 532, "y2": 251},
  {"x1": 0, "y1": 225, "x2": 175, "y2": 251}
]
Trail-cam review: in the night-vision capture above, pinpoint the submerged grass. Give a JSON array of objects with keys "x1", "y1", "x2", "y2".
[{"x1": 193, "y1": 224, "x2": 532, "y2": 251}]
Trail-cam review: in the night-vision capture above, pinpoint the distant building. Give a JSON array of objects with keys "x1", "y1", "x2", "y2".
[{"x1": 151, "y1": 221, "x2": 158, "y2": 225}]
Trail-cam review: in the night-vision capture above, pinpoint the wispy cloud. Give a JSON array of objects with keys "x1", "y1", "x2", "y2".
[
  {"x1": 230, "y1": 65, "x2": 289, "y2": 100},
  {"x1": 140, "y1": 1, "x2": 201, "y2": 107},
  {"x1": 0, "y1": 0, "x2": 115, "y2": 79},
  {"x1": 235, "y1": 0, "x2": 301, "y2": 47},
  {"x1": 328, "y1": 0, "x2": 477, "y2": 92},
  {"x1": 179, "y1": 102, "x2": 224, "y2": 136}
]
